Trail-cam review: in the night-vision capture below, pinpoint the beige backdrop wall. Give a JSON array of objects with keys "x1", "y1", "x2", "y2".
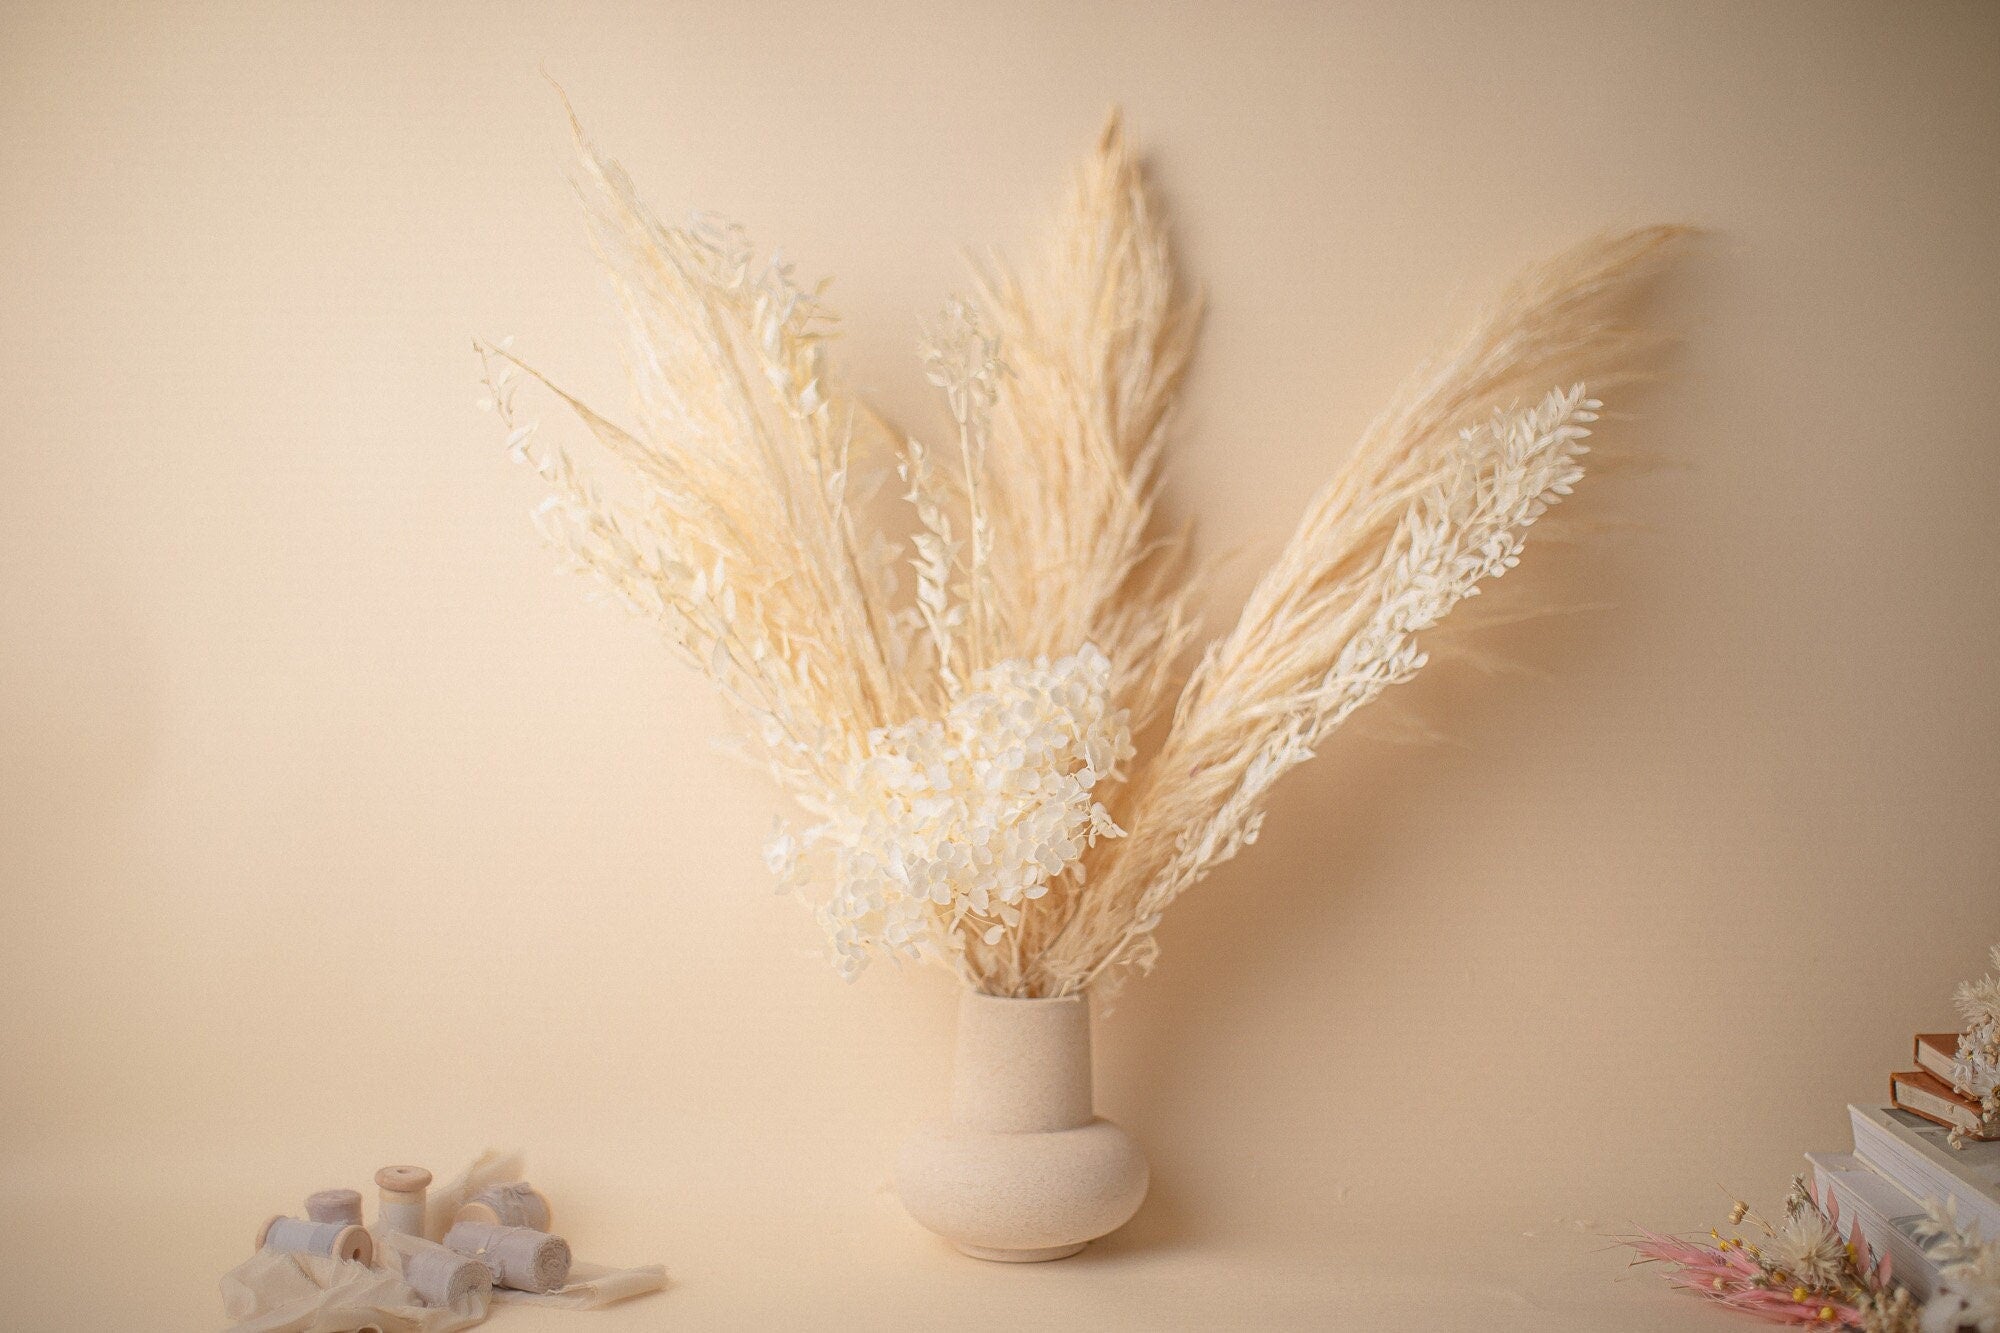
[{"x1": 3, "y1": 3, "x2": 1997, "y2": 1329}]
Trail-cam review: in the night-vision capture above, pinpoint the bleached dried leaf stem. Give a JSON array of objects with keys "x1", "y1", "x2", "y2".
[{"x1": 483, "y1": 108, "x2": 1684, "y2": 996}]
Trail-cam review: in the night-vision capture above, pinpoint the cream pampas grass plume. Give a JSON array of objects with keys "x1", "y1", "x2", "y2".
[{"x1": 481, "y1": 107, "x2": 1684, "y2": 996}]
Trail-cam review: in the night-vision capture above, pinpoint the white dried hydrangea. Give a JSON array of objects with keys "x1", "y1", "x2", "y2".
[
  {"x1": 1950, "y1": 944, "x2": 2000, "y2": 1145},
  {"x1": 1915, "y1": 1197, "x2": 2000, "y2": 1332},
  {"x1": 1764, "y1": 1203, "x2": 1850, "y2": 1292},
  {"x1": 765, "y1": 645, "x2": 1132, "y2": 979}
]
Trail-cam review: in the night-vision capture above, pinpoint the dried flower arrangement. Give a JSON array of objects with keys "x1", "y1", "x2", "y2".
[
  {"x1": 478, "y1": 108, "x2": 1680, "y2": 996},
  {"x1": 1951, "y1": 946, "x2": 2000, "y2": 1145},
  {"x1": 1629, "y1": 1178, "x2": 1998, "y2": 1331}
]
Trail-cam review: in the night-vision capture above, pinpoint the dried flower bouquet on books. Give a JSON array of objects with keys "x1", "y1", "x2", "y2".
[
  {"x1": 480, "y1": 111, "x2": 1680, "y2": 997},
  {"x1": 1949, "y1": 946, "x2": 2000, "y2": 1143},
  {"x1": 1629, "y1": 1176, "x2": 2000, "y2": 1332}
]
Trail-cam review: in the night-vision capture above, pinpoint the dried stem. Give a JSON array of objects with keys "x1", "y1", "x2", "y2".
[{"x1": 487, "y1": 107, "x2": 1685, "y2": 995}]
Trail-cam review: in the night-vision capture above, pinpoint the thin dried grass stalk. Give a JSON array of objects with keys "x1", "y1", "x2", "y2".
[{"x1": 485, "y1": 107, "x2": 1684, "y2": 996}]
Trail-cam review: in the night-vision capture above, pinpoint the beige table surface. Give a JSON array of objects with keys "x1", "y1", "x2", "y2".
[
  {"x1": 3, "y1": 1136, "x2": 1764, "y2": 1330},
  {"x1": 5, "y1": 1, "x2": 1998, "y2": 1328}
]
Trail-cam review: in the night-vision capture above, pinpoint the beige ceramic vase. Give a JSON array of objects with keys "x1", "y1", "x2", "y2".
[{"x1": 894, "y1": 990, "x2": 1148, "y2": 1261}]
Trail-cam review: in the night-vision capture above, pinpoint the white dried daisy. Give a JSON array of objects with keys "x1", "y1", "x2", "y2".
[{"x1": 1764, "y1": 1206, "x2": 1848, "y2": 1292}]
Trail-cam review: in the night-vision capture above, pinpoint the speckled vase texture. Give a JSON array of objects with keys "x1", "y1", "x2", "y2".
[{"x1": 894, "y1": 991, "x2": 1149, "y2": 1261}]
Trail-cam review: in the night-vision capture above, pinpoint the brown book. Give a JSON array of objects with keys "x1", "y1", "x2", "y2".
[
  {"x1": 1891, "y1": 1068, "x2": 1997, "y2": 1141},
  {"x1": 1915, "y1": 1033, "x2": 1963, "y2": 1086}
]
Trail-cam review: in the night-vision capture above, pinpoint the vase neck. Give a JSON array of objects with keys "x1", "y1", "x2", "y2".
[{"x1": 951, "y1": 991, "x2": 1093, "y2": 1133}]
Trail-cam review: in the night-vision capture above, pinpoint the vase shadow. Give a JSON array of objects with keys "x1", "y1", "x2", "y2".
[{"x1": 1087, "y1": 1165, "x2": 1199, "y2": 1257}]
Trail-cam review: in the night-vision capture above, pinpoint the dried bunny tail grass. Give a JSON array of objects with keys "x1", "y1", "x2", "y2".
[{"x1": 970, "y1": 109, "x2": 1205, "y2": 737}]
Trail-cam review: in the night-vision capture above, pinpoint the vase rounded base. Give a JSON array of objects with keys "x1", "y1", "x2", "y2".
[
  {"x1": 895, "y1": 1114, "x2": 1148, "y2": 1260},
  {"x1": 954, "y1": 1240, "x2": 1088, "y2": 1263}
]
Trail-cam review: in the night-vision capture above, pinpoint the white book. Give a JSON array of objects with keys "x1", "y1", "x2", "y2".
[
  {"x1": 1849, "y1": 1103, "x2": 2000, "y2": 1243},
  {"x1": 1806, "y1": 1151, "x2": 1941, "y2": 1300}
]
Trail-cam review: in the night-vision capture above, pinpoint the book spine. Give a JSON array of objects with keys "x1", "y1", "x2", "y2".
[
  {"x1": 1817, "y1": 1175, "x2": 1936, "y2": 1301},
  {"x1": 1848, "y1": 1133, "x2": 2000, "y2": 1242},
  {"x1": 1891, "y1": 1073, "x2": 1993, "y2": 1139}
]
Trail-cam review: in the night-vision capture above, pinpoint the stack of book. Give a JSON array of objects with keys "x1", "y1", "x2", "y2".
[
  {"x1": 1808, "y1": 1100, "x2": 2000, "y2": 1301},
  {"x1": 1891, "y1": 1032, "x2": 1997, "y2": 1143}
]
